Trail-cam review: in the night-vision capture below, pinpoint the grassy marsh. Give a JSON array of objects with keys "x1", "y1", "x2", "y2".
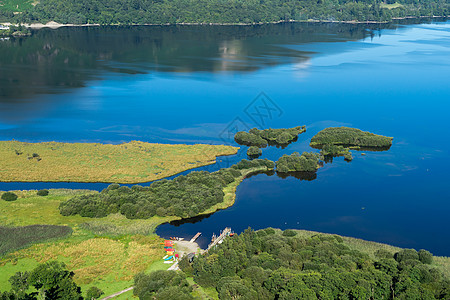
[{"x1": 0, "y1": 140, "x2": 238, "y2": 183}]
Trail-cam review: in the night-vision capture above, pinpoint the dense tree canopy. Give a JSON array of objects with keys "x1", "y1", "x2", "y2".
[
  {"x1": 59, "y1": 159, "x2": 274, "y2": 219},
  {"x1": 1, "y1": 261, "x2": 83, "y2": 300},
  {"x1": 320, "y1": 143, "x2": 353, "y2": 161},
  {"x1": 247, "y1": 146, "x2": 263, "y2": 158},
  {"x1": 276, "y1": 151, "x2": 320, "y2": 172},
  {"x1": 310, "y1": 126, "x2": 393, "y2": 148},
  {"x1": 186, "y1": 228, "x2": 449, "y2": 300},
  {"x1": 235, "y1": 126, "x2": 306, "y2": 148},
  {"x1": 133, "y1": 271, "x2": 193, "y2": 299},
  {"x1": 0, "y1": 0, "x2": 448, "y2": 25}
]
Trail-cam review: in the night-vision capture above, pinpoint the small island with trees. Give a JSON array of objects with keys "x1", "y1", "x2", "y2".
[
  {"x1": 310, "y1": 126, "x2": 393, "y2": 149},
  {"x1": 235, "y1": 126, "x2": 306, "y2": 148}
]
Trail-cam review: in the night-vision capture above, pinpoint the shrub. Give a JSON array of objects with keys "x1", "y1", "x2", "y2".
[
  {"x1": 1, "y1": 192, "x2": 18, "y2": 201},
  {"x1": 86, "y1": 286, "x2": 104, "y2": 300},
  {"x1": 37, "y1": 189, "x2": 49, "y2": 196}
]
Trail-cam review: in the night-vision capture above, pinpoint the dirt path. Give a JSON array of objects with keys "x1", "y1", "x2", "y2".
[{"x1": 101, "y1": 287, "x2": 134, "y2": 300}]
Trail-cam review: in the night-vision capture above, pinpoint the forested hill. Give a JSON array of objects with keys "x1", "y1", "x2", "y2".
[{"x1": 0, "y1": 0, "x2": 448, "y2": 25}]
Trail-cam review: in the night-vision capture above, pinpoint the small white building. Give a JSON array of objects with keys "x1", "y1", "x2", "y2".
[{"x1": 0, "y1": 25, "x2": 10, "y2": 30}]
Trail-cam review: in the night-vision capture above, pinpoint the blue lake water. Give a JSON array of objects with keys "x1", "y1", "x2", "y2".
[{"x1": 1, "y1": 20, "x2": 449, "y2": 255}]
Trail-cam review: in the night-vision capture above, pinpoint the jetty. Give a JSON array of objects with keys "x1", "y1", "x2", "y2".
[
  {"x1": 190, "y1": 232, "x2": 202, "y2": 243},
  {"x1": 207, "y1": 227, "x2": 231, "y2": 251}
]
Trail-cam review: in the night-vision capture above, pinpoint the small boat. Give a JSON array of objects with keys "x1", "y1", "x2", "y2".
[
  {"x1": 164, "y1": 255, "x2": 173, "y2": 261},
  {"x1": 164, "y1": 261, "x2": 174, "y2": 264},
  {"x1": 163, "y1": 255, "x2": 168, "y2": 259}
]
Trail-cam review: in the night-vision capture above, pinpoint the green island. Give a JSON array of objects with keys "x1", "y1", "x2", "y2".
[
  {"x1": 0, "y1": 140, "x2": 238, "y2": 183},
  {"x1": 235, "y1": 126, "x2": 306, "y2": 148},
  {"x1": 276, "y1": 152, "x2": 320, "y2": 173},
  {"x1": 0, "y1": 0, "x2": 448, "y2": 25},
  {"x1": 247, "y1": 146, "x2": 262, "y2": 158},
  {"x1": 310, "y1": 126, "x2": 393, "y2": 149}
]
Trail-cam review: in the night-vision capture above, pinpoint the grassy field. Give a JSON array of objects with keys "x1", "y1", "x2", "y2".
[
  {"x1": 0, "y1": 190, "x2": 174, "y2": 297},
  {"x1": 380, "y1": 2, "x2": 404, "y2": 9},
  {"x1": 0, "y1": 140, "x2": 238, "y2": 183}
]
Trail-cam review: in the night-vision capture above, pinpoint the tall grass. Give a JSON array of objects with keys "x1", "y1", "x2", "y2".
[
  {"x1": 0, "y1": 140, "x2": 238, "y2": 183},
  {"x1": 0, "y1": 225, "x2": 72, "y2": 255}
]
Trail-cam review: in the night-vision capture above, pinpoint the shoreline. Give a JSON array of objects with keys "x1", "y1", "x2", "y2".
[{"x1": 1, "y1": 16, "x2": 447, "y2": 29}]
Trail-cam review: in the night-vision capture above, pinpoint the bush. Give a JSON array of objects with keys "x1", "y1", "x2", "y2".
[
  {"x1": 86, "y1": 286, "x2": 104, "y2": 300},
  {"x1": 37, "y1": 189, "x2": 49, "y2": 196},
  {"x1": 1, "y1": 192, "x2": 18, "y2": 201}
]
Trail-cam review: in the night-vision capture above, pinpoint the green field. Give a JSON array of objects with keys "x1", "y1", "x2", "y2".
[
  {"x1": 380, "y1": 2, "x2": 404, "y2": 9},
  {"x1": 0, "y1": 190, "x2": 174, "y2": 297},
  {"x1": 0, "y1": 141, "x2": 238, "y2": 183}
]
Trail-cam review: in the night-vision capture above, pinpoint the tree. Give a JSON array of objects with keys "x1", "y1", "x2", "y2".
[
  {"x1": 28, "y1": 261, "x2": 82, "y2": 300},
  {"x1": 8, "y1": 272, "x2": 29, "y2": 297}
]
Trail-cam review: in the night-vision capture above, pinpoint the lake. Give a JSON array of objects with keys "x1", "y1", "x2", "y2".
[{"x1": 1, "y1": 20, "x2": 449, "y2": 255}]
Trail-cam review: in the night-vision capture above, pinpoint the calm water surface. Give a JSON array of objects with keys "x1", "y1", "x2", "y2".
[{"x1": 1, "y1": 20, "x2": 449, "y2": 255}]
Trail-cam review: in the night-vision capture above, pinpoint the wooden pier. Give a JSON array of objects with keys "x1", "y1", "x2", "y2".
[
  {"x1": 207, "y1": 227, "x2": 231, "y2": 251},
  {"x1": 190, "y1": 232, "x2": 202, "y2": 243}
]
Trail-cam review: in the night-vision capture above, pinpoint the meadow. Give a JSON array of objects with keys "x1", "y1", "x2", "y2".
[
  {"x1": 0, "y1": 141, "x2": 239, "y2": 183},
  {"x1": 0, "y1": 189, "x2": 173, "y2": 297},
  {"x1": 0, "y1": 140, "x2": 238, "y2": 183}
]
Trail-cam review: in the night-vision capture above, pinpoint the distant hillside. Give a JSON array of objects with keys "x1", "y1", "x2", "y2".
[{"x1": 0, "y1": 0, "x2": 449, "y2": 25}]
